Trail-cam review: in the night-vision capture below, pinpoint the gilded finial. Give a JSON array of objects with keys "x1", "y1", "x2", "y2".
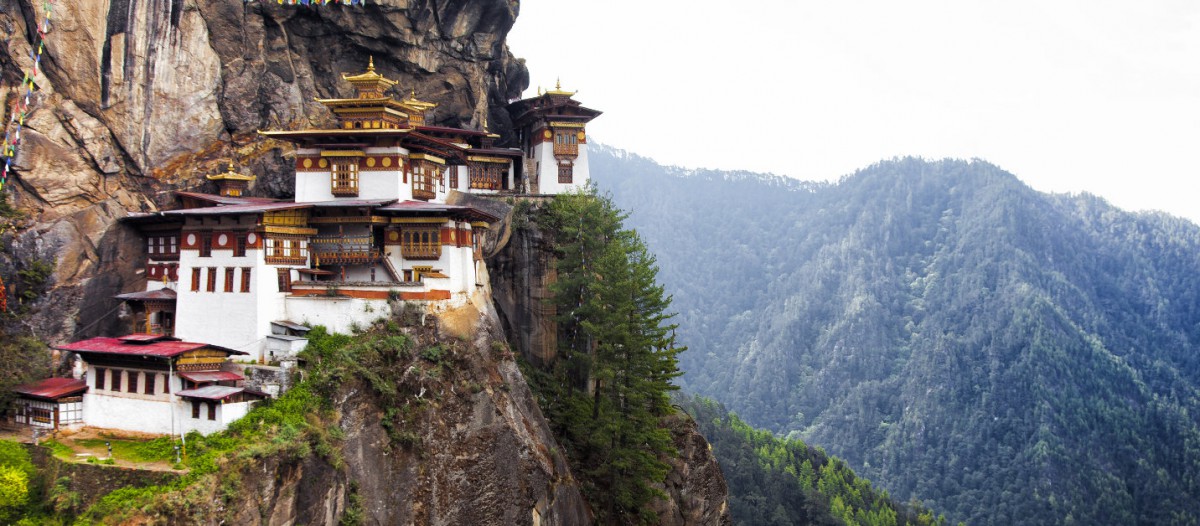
[
  {"x1": 227, "y1": 161, "x2": 235, "y2": 172},
  {"x1": 556, "y1": 77, "x2": 561, "y2": 90},
  {"x1": 368, "y1": 56, "x2": 375, "y2": 72}
]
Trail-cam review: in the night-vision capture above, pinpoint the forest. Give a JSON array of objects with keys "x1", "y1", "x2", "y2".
[{"x1": 593, "y1": 148, "x2": 1200, "y2": 525}]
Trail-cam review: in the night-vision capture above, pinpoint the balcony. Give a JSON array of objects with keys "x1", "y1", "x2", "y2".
[{"x1": 553, "y1": 143, "x2": 578, "y2": 157}]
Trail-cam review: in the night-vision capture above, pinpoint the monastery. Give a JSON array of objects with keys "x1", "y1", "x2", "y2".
[{"x1": 9, "y1": 60, "x2": 600, "y2": 436}]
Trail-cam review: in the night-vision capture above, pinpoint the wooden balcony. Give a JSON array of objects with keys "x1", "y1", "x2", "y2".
[
  {"x1": 311, "y1": 250, "x2": 382, "y2": 265},
  {"x1": 553, "y1": 143, "x2": 578, "y2": 157},
  {"x1": 401, "y1": 245, "x2": 441, "y2": 260}
]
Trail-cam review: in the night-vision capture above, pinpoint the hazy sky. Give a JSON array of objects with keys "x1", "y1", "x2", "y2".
[{"x1": 507, "y1": 1, "x2": 1200, "y2": 223}]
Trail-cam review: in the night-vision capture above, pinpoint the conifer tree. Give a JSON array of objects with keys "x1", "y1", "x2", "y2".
[{"x1": 538, "y1": 189, "x2": 684, "y2": 524}]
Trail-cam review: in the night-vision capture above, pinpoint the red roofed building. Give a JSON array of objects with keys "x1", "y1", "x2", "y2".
[
  {"x1": 57, "y1": 334, "x2": 261, "y2": 436},
  {"x1": 11, "y1": 377, "x2": 88, "y2": 430}
]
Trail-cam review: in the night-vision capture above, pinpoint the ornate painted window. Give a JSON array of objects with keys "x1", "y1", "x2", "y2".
[
  {"x1": 401, "y1": 228, "x2": 441, "y2": 260},
  {"x1": 558, "y1": 163, "x2": 573, "y2": 184},
  {"x1": 331, "y1": 160, "x2": 359, "y2": 197}
]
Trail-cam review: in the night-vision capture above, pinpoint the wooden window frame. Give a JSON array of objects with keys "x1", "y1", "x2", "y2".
[
  {"x1": 400, "y1": 228, "x2": 441, "y2": 260},
  {"x1": 224, "y1": 267, "x2": 235, "y2": 293},
  {"x1": 277, "y1": 268, "x2": 292, "y2": 293},
  {"x1": 192, "y1": 400, "x2": 201, "y2": 419},
  {"x1": 207, "y1": 401, "x2": 217, "y2": 421},
  {"x1": 234, "y1": 233, "x2": 247, "y2": 257},
  {"x1": 331, "y1": 160, "x2": 360, "y2": 197},
  {"x1": 95, "y1": 367, "x2": 106, "y2": 390},
  {"x1": 558, "y1": 163, "x2": 573, "y2": 184},
  {"x1": 240, "y1": 267, "x2": 252, "y2": 293},
  {"x1": 191, "y1": 268, "x2": 201, "y2": 292},
  {"x1": 207, "y1": 267, "x2": 217, "y2": 292},
  {"x1": 111, "y1": 369, "x2": 122, "y2": 392},
  {"x1": 144, "y1": 373, "x2": 156, "y2": 395},
  {"x1": 199, "y1": 233, "x2": 212, "y2": 258}
]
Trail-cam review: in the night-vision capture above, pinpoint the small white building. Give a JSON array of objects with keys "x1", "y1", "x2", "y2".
[
  {"x1": 56, "y1": 335, "x2": 263, "y2": 436},
  {"x1": 10, "y1": 377, "x2": 87, "y2": 431}
]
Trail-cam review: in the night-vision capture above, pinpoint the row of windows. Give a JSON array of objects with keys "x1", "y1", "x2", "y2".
[
  {"x1": 94, "y1": 367, "x2": 167, "y2": 395},
  {"x1": 190, "y1": 267, "x2": 252, "y2": 293},
  {"x1": 191, "y1": 400, "x2": 218, "y2": 420}
]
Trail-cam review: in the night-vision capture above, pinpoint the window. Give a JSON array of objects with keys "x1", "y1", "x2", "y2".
[
  {"x1": 240, "y1": 267, "x2": 252, "y2": 293},
  {"x1": 331, "y1": 160, "x2": 359, "y2": 196},
  {"x1": 411, "y1": 162, "x2": 435, "y2": 200},
  {"x1": 449, "y1": 168, "x2": 458, "y2": 190},
  {"x1": 401, "y1": 228, "x2": 441, "y2": 259},
  {"x1": 207, "y1": 402, "x2": 217, "y2": 421},
  {"x1": 191, "y1": 268, "x2": 201, "y2": 292},
  {"x1": 95, "y1": 367, "x2": 106, "y2": 390},
  {"x1": 264, "y1": 236, "x2": 308, "y2": 265},
  {"x1": 558, "y1": 163, "x2": 573, "y2": 184},
  {"x1": 277, "y1": 268, "x2": 292, "y2": 293},
  {"x1": 111, "y1": 369, "x2": 122, "y2": 392},
  {"x1": 144, "y1": 373, "x2": 156, "y2": 395},
  {"x1": 439, "y1": 167, "x2": 447, "y2": 192},
  {"x1": 469, "y1": 162, "x2": 505, "y2": 190},
  {"x1": 224, "y1": 268, "x2": 235, "y2": 292},
  {"x1": 207, "y1": 268, "x2": 217, "y2": 292},
  {"x1": 199, "y1": 233, "x2": 212, "y2": 257},
  {"x1": 234, "y1": 233, "x2": 247, "y2": 257},
  {"x1": 127, "y1": 372, "x2": 139, "y2": 393},
  {"x1": 553, "y1": 130, "x2": 580, "y2": 156},
  {"x1": 192, "y1": 400, "x2": 201, "y2": 419}
]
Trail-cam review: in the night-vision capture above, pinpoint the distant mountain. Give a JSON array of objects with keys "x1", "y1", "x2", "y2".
[{"x1": 591, "y1": 146, "x2": 1200, "y2": 525}]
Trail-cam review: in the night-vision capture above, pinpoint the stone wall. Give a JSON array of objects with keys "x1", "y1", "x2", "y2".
[{"x1": 25, "y1": 443, "x2": 180, "y2": 510}]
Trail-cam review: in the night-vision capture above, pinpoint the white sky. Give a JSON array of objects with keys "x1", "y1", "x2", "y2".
[{"x1": 508, "y1": 0, "x2": 1200, "y2": 223}]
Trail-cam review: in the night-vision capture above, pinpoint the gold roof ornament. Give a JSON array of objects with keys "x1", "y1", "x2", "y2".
[
  {"x1": 545, "y1": 77, "x2": 576, "y2": 96},
  {"x1": 206, "y1": 161, "x2": 256, "y2": 182},
  {"x1": 342, "y1": 56, "x2": 398, "y2": 98},
  {"x1": 401, "y1": 88, "x2": 438, "y2": 112}
]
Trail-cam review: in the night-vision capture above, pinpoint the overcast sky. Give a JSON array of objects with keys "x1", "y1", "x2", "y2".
[{"x1": 507, "y1": 1, "x2": 1200, "y2": 223}]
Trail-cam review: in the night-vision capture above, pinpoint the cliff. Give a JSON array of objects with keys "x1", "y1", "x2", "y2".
[{"x1": 0, "y1": 0, "x2": 528, "y2": 342}]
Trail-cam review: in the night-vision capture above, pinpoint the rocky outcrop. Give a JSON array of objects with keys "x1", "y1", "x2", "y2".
[
  {"x1": 0, "y1": 0, "x2": 529, "y2": 342},
  {"x1": 651, "y1": 412, "x2": 732, "y2": 525},
  {"x1": 481, "y1": 196, "x2": 561, "y2": 367}
]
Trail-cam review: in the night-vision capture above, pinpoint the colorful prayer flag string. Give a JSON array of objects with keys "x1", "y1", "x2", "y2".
[
  {"x1": 0, "y1": 0, "x2": 56, "y2": 194},
  {"x1": 242, "y1": 0, "x2": 365, "y2": 5}
]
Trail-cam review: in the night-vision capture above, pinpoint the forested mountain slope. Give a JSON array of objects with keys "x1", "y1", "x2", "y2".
[{"x1": 593, "y1": 147, "x2": 1200, "y2": 525}]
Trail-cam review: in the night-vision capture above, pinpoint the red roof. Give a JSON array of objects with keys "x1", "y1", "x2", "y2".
[
  {"x1": 178, "y1": 371, "x2": 243, "y2": 383},
  {"x1": 13, "y1": 378, "x2": 88, "y2": 401},
  {"x1": 162, "y1": 202, "x2": 311, "y2": 216},
  {"x1": 57, "y1": 336, "x2": 247, "y2": 358}
]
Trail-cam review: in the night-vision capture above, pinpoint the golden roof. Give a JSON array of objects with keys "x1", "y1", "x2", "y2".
[
  {"x1": 545, "y1": 78, "x2": 576, "y2": 97},
  {"x1": 401, "y1": 88, "x2": 438, "y2": 112},
  {"x1": 206, "y1": 162, "x2": 256, "y2": 182},
  {"x1": 341, "y1": 56, "x2": 398, "y2": 93}
]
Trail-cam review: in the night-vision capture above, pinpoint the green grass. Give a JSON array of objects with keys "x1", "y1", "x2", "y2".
[
  {"x1": 39, "y1": 440, "x2": 75, "y2": 462},
  {"x1": 74, "y1": 436, "x2": 175, "y2": 463}
]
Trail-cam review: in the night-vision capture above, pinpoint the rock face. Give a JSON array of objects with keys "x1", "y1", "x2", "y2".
[{"x1": 0, "y1": 0, "x2": 528, "y2": 342}]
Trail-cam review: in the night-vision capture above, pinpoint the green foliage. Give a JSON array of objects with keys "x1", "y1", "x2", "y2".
[
  {"x1": 677, "y1": 395, "x2": 951, "y2": 526},
  {"x1": 525, "y1": 190, "x2": 685, "y2": 524},
  {"x1": 0, "y1": 332, "x2": 49, "y2": 415},
  {"x1": 0, "y1": 440, "x2": 36, "y2": 522},
  {"x1": 594, "y1": 150, "x2": 1200, "y2": 525}
]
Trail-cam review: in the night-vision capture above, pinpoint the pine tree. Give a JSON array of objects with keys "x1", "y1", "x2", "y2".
[{"x1": 538, "y1": 189, "x2": 685, "y2": 524}]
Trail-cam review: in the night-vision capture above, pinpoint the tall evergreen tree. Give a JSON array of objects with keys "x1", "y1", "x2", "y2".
[{"x1": 535, "y1": 189, "x2": 684, "y2": 524}]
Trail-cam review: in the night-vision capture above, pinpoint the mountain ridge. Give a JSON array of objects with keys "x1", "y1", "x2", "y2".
[{"x1": 592, "y1": 148, "x2": 1200, "y2": 525}]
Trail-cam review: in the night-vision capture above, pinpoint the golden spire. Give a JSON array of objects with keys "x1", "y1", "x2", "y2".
[
  {"x1": 207, "y1": 162, "x2": 255, "y2": 182},
  {"x1": 546, "y1": 78, "x2": 576, "y2": 96}
]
